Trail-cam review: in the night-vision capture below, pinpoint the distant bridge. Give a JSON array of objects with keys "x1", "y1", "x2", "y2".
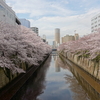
[{"x1": 52, "y1": 49, "x2": 57, "y2": 51}]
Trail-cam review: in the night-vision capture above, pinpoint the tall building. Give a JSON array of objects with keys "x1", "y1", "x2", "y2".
[
  {"x1": 0, "y1": 0, "x2": 21, "y2": 25},
  {"x1": 19, "y1": 19, "x2": 30, "y2": 28},
  {"x1": 55, "y1": 28, "x2": 60, "y2": 45},
  {"x1": 42, "y1": 35, "x2": 46, "y2": 42},
  {"x1": 30, "y1": 27, "x2": 38, "y2": 35},
  {"x1": 52, "y1": 41, "x2": 57, "y2": 49},
  {"x1": 91, "y1": 13, "x2": 100, "y2": 33},
  {"x1": 74, "y1": 33, "x2": 79, "y2": 40}
]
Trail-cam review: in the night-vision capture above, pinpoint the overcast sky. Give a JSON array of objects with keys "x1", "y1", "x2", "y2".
[{"x1": 7, "y1": 0, "x2": 100, "y2": 44}]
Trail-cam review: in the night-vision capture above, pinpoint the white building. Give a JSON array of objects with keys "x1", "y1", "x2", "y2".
[
  {"x1": 74, "y1": 33, "x2": 79, "y2": 40},
  {"x1": 19, "y1": 19, "x2": 30, "y2": 28},
  {"x1": 52, "y1": 41, "x2": 57, "y2": 49},
  {"x1": 55, "y1": 28, "x2": 60, "y2": 45},
  {"x1": 42, "y1": 35, "x2": 46, "y2": 42},
  {"x1": 91, "y1": 13, "x2": 100, "y2": 33},
  {"x1": 0, "y1": 0, "x2": 21, "y2": 25},
  {"x1": 30, "y1": 27, "x2": 38, "y2": 35}
]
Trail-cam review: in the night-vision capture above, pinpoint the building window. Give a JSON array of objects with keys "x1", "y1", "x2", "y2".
[
  {"x1": 95, "y1": 17, "x2": 97, "y2": 20},
  {"x1": 0, "y1": 5, "x2": 4, "y2": 10},
  {"x1": 95, "y1": 25, "x2": 97, "y2": 27},
  {"x1": 91, "y1": 23, "x2": 94, "y2": 25},
  {"x1": 7, "y1": 11, "x2": 8, "y2": 15},
  {"x1": 91, "y1": 27, "x2": 94, "y2": 29},
  {"x1": 95, "y1": 21, "x2": 97, "y2": 23},
  {"x1": 98, "y1": 15, "x2": 100, "y2": 18}
]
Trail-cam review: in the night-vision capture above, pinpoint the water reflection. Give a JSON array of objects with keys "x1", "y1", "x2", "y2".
[
  {"x1": 11, "y1": 56, "x2": 51, "y2": 100},
  {"x1": 54, "y1": 56, "x2": 60, "y2": 72},
  {"x1": 11, "y1": 53, "x2": 100, "y2": 100},
  {"x1": 65, "y1": 74, "x2": 90, "y2": 100},
  {"x1": 52, "y1": 52, "x2": 61, "y2": 72},
  {"x1": 59, "y1": 54, "x2": 100, "y2": 100},
  {"x1": 53, "y1": 55, "x2": 56, "y2": 61},
  {"x1": 58, "y1": 54, "x2": 69, "y2": 69}
]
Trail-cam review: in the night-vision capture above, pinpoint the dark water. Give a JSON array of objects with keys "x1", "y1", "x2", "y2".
[{"x1": 11, "y1": 52, "x2": 100, "y2": 100}]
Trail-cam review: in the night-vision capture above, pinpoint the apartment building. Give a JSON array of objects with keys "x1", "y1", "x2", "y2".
[
  {"x1": 91, "y1": 13, "x2": 100, "y2": 33},
  {"x1": 62, "y1": 33, "x2": 79, "y2": 43},
  {"x1": 0, "y1": 0, "x2": 21, "y2": 25},
  {"x1": 62, "y1": 35, "x2": 75, "y2": 43},
  {"x1": 19, "y1": 19, "x2": 30, "y2": 28},
  {"x1": 30, "y1": 27, "x2": 39, "y2": 35}
]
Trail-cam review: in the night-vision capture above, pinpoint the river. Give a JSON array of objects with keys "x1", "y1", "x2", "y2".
[{"x1": 11, "y1": 51, "x2": 100, "y2": 100}]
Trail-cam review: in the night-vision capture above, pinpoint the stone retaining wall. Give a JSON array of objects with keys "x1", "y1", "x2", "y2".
[
  {"x1": 0, "y1": 54, "x2": 50, "y2": 89},
  {"x1": 0, "y1": 61, "x2": 29, "y2": 89},
  {"x1": 60, "y1": 51, "x2": 100, "y2": 81}
]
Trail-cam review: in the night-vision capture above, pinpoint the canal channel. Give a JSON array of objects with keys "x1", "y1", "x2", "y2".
[{"x1": 11, "y1": 51, "x2": 100, "y2": 100}]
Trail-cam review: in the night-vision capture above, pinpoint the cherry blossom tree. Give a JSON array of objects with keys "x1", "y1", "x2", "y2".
[
  {"x1": 58, "y1": 29, "x2": 100, "y2": 62},
  {"x1": 0, "y1": 21, "x2": 52, "y2": 74}
]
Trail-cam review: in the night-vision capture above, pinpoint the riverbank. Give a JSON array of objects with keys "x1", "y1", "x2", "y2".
[
  {"x1": 0, "y1": 22, "x2": 52, "y2": 91},
  {"x1": 60, "y1": 55, "x2": 100, "y2": 94},
  {"x1": 0, "y1": 53, "x2": 51, "y2": 100},
  {"x1": 59, "y1": 51, "x2": 100, "y2": 82},
  {"x1": 8, "y1": 52, "x2": 100, "y2": 100}
]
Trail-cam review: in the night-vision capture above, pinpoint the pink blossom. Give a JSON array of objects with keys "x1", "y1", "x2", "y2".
[
  {"x1": 0, "y1": 22, "x2": 52, "y2": 74},
  {"x1": 58, "y1": 28, "x2": 100, "y2": 60}
]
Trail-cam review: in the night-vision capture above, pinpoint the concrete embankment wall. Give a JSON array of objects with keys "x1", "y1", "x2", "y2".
[
  {"x1": 60, "y1": 52, "x2": 100, "y2": 81},
  {"x1": 0, "y1": 61, "x2": 29, "y2": 89},
  {"x1": 0, "y1": 54, "x2": 50, "y2": 100},
  {"x1": 68, "y1": 62, "x2": 100, "y2": 99}
]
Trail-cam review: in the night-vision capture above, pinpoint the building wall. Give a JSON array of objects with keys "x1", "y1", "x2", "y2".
[
  {"x1": 3, "y1": 0, "x2": 5, "y2": 2},
  {"x1": 0, "y1": 0, "x2": 20, "y2": 25},
  {"x1": 91, "y1": 13, "x2": 100, "y2": 33},
  {"x1": 62, "y1": 35, "x2": 75, "y2": 43},
  {"x1": 62, "y1": 33, "x2": 79, "y2": 43},
  {"x1": 74, "y1": 33, "x2": 79, "y2": 40},
  {"x1": 52, "y1": 41, "x2": 57, "y2": 49},
  {"x1": 55, "y1": 28, "x2": 60, "y2": 44},
  {"x1": 19, "y1": 19, "x2": 30, "y2": 28},
  {"x1": 30, "y1": 27, "x2": 38, "y2": 35}
]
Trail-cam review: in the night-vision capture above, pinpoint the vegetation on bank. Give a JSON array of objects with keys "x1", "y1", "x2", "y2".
[
  {"x1": 0, "y1": 22, "x2": 52, "y2": 74},
  {"x1": 58, "y1": 29, "x2": 100, "y2": 62}
]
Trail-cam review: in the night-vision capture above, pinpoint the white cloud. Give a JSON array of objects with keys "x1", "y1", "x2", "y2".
[
  {"x1": 6, "y1": 0, "x2": 100, "y2": 44},
  {"x1": 28, "y1": 8, "x2": 100, "y2": 44},
  {"x1": 7, "y1": 0, "x2": 73, "y2": 17}
]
